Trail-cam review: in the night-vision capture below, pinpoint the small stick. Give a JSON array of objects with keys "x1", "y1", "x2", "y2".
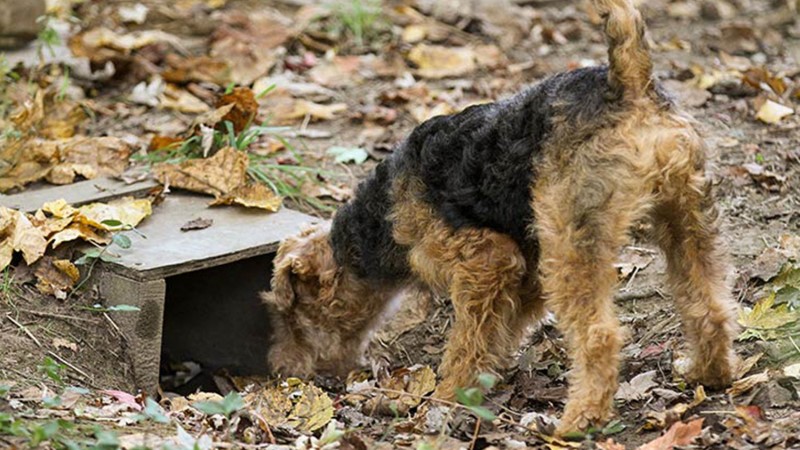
[
  {"x1": 5, "y1": 314, "x2": 42, "y2": 347},
  {"x1": 103, "y1": 312, "x2": 125, "y2": 340},
  {"x1": 19, "y1": 309, "x2": 96, "y2": 323},
  {"x1": 469, "y1": 418, "x2": 482, "y2": 450},
  {"x1": 46, "y1": 351, "x2": 91, "y2": 381}
]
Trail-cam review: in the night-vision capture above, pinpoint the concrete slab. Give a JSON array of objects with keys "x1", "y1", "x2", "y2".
[
  {"x1": 106, "y1": 193, "x2": 320, "y2": 281},
  {"x1": 0, "y1": 177, "x2": 159, "y2": 212}
]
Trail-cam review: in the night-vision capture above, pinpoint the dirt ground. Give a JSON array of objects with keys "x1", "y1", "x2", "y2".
[{"x1": 1, "y1": 0, "x2": 800, "y2": 448}]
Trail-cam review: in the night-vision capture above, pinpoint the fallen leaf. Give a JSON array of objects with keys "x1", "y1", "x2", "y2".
[
  {"x1": 282, "y1": 100, "x2": 347, "y2": 123},
  {"x1": 160, "y1": 84, "x2": 210, "y2": 114},
  {"x1": 34, "y1": 257, "x2": 80, "y2": 298},
  {"x1": 738, "y1": 294, "x2": 799, "y2": 340},
  {"x1": 216, "y1": 87, "x2": 258, "y2": 133},
  {"x1": 736, "y1": 352, "x2": 763, "y2": 379},
  {"x1": 118, "y1": 3, "x2": 149, "y2": 24},
  {"x1": 363, "y1": 365, "x2": 437, "y2": 415},
  {"x1": 52, "y1": 337, "x2": 78, "y2": 352},
  {"x1": 407, "y1": 44, "x2": 477, "y2": 79},
  {"x1": 327, "y1": 146, "x2": 369, "y2": 165},
  {"x1": 162, "y1": 55, "x2": 231, "y2": 86},
  {"x1": 130, "y1": 78, "x2": 165, "y2": 107},
  {"x1": 154, "y1": 147, "x2": 249, "y2": 199},
  {"x1": 74, "y1": 197, "x2": 153, "y2": 231},
  {"x1": 615, "y1": 370, "x2": 657, "y2": 401},
  {"x1": 0, "y1": 207, "x2": 48, "y2": 269},
  {"x1": 783, "y1": 363, "x2": 800, "y2": 379},
  {"x1": 181, "y1": 218, "x2": 214, "y2": 232},
  {"x1": 300, "y1": 182, "x2": 353, "y2": 202},
  {"x1": 210, "y1": 183, "x2": 282, "y2": 212},
  {"x1": 69, "y1": 27, "x2": 183, "y2": 63},
  {"x1": 755, "y1": 100, "x2": 793, "y2": 124},
  {"x1": 727, "y1": 370, "x2": 769, "y2": 396},
  {"x1": 247, "y1": 378, "x2": 333, "y2": 432},
  {"x1": 210, "y1": 11, "x2": 292, "y2": 85},
  {"x1": 49, "y1": 223, "x2": 110, "y2": 248},
  {"x1": 637, "y1": 418, "x2": 704, "y2": 450}
]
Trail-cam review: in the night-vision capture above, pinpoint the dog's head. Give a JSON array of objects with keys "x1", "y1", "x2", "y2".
[{"x1": 262, "y1": 224, "x2": 353, "y2": 377}]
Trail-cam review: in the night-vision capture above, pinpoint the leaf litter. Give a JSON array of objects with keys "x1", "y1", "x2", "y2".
[{"x1": 2, "y1": 0, "x2": 800, "y2": 447}]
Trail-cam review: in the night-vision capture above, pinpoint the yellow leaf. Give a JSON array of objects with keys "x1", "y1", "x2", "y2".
[
  {"x1": 42, "y1": 199, "x2": 78, "y2": 219},
  {"x1": 247, "y1": 378, "x2": 333, "y2": 432},
  {"x1": 407, "y1": 44, "x2": 477, "y2": 79},
  {"x1": 49, "y1": 224, "x2": 110, "y2": 248},
  {"x1": 726, "y1": 370, "x2": 769, "y2": 397},
  {"x1": 75, "y1": 197, "x2": 153, "y2": 231},
  {"x1": 160, "y1": 84, "x2": 210, "y2": 113},
  {"x1": 756, "y1": 100, "x2": 793, "y2": 124},
  {"x1": 0, "y1": 207, "x2": 48, "y2": 268},
  {"x1": 738, "y1": 294, "x2": 798, "y2": 331}
]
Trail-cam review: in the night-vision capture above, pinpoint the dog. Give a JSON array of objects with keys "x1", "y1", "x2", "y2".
[{"x1": 262, "y1": 0, "x2": 739, "y2": 433}]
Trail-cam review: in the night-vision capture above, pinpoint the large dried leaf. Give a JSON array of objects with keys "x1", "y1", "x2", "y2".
[
  {"x1": 247, "y1": 378, "x2": 333, "y2": 432},
  {"x1": 0, "y1": 207, "x2": 48, "y2": 269},
  {"x1": 615, "y1": 370, "x2": 657, "y2": 401},
  {"x1": 738, "y1": 294, "x2": 799, "y2": 340},
  {"x1": 638, "y1": 418, "x2": 704, "y2": 450},
  {"x1": 154, "y1": 147, "x2": 248, "y2": 198},
  {"x1": 74, "y1": 197, "x2": 153, "y2": 231}
]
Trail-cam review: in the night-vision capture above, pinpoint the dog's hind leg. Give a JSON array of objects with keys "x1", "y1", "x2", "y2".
[{"x1": 650, "y1": 137, "x2": 738, "y2": 389}]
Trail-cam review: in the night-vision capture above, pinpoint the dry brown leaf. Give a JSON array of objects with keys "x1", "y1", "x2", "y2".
[
  {"x1": 407, "y1": 44, "x2": 477, "y2": 79},
  {"x1": 69, "y1": 27, "x2": 182, "y2": 63},
  {"x1": 638, "y1": 418, "x2": 704, "y2": 450},
  {"x1": 154, "y1": 147, "x2": 248, "y2": 198},
  {"x1": 727, "y1": 370, "x2": 769, "y2": 396},
  {"x1": 210, "y1": 183, "x2": 282, "y2": 212},
  {"x1": 162, "y1": 55, "x2": 231, "y2": 86},
  {"x1": 210, "y1": 11, "x2": 292, "y2": 85},
  {"x1": 281, "y1": 100, "x2": 347, "y2": 123},
  {"x1": 364, "y1": 365, "x2": 436, "y2": 415},
  {"x1": 216, "y1": 87, "x2": 258, "y2": 133},
  {"x1": 247, "y1": 378, "x2": 333, "y2": 432},
  {"x1": 160, "y1": 84, "x2": 210, "y2": 114},
  {"x1": 0, "y1": 137, "x2": 130, "y2": 192},
  {"x1": 34, "y1": 257, "x2": 80, "y2": 298}
]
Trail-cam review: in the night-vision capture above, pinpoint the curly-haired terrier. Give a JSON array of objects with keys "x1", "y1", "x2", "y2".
[{"x1": 263, "y1": 0, "x2": 739, "y2": 433}]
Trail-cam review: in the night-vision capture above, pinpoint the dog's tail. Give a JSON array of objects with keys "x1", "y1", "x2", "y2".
[{"x1": 592, "y1": 0, "x2": 653, "y2": 99}]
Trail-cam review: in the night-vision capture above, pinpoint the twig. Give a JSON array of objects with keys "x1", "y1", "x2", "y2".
[
  {"x1": 469, "y1": 418, "x2": 482, "y2": 450},
  {"x1": 5, "y1": 314, "x2": 42, "y2": 347},
  {"x1": 19, "y1": 309, "x2": 96, "y2": 323},
  {"x1": 103, "y1": 312, "x2": 125, "y2": 340},
  {"x1": 46, "y1": 351, "x2": 91, "y2": 382}
]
